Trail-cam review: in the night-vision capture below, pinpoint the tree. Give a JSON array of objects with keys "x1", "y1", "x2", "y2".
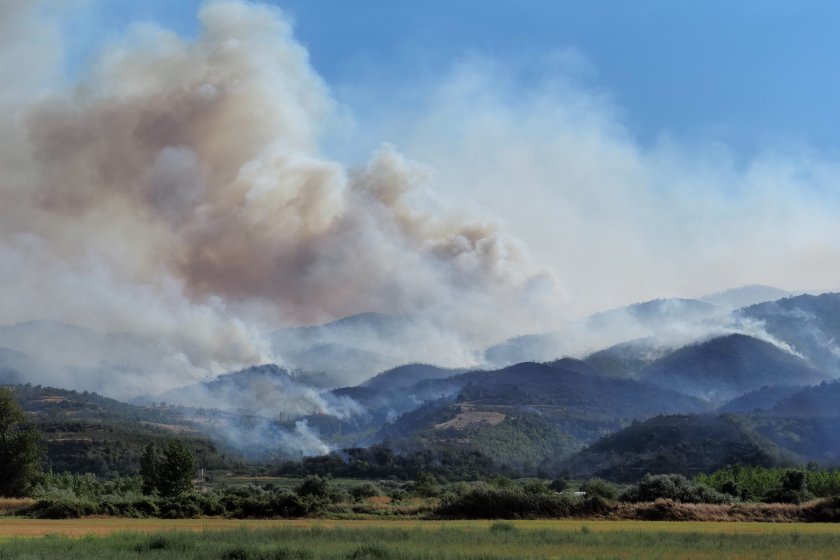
[
  {"x1": 140, "y1": 443, "x2": 160, "y2": 495},
  {"x1": 0, "y1": 388, "x2": 42, "y2": 496},
  {"x1": 140, "y1": 440, "x2": 195, "y2": 497}
]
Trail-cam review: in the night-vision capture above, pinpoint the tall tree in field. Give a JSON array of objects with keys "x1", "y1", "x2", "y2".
[
  {"x1": 0, "y1": 388, "x2": 42, "y2": 496},
  {"x1": 141, "y1": 440, "x2": 195, "y2": 497}
]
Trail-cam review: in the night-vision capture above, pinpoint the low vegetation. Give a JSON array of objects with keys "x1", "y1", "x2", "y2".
[{"x1": 1, "y1": 524, "x2": 840, "y2": 560}]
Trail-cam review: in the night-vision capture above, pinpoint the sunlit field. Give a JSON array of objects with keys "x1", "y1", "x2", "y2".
[{"x1": 1, "y1": 520, "x2": 840, "y2": 559}]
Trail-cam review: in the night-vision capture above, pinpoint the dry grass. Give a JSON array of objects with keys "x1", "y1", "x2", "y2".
[
  {"x1": 611, "y1": 499, "x2": 805, "y2": 522},
  {"x1": 0, "y1": 497, "x2": 36, "y2": 515}
]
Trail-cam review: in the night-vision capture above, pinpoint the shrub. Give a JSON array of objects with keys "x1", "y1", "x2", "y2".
[
  {"x1": 620, "y1": 474, "x2": 730, "y2": 504},
  {"x1": 27, "y1": 498, "x2": 99, "y2": 519},
  {"x1": 521, "y1": 480, "x2": 550, "y2": 495},
  {"x1": 438, "y1": 483, "x2": 579, "y2": 518},
  {"x1": 349, "y1": 482, "x2": 381, "y2": 501},
  {"x1": 548, "y1": 478, "x2": 569, "y2": 492},
  {"x1": 579, "y1": 478, "x2": 616, "y2": 500},
  {"x1": 296, "y1": 476, "x2": 329, "y2": 499},
  {"x1": 157, "y1": 495, "x2": 202, "y2": 519},
  {"x1": 412, "y1": 472, "x2": 440, "y2": 497},
  {"x1": 804, "y1": 496, "x2": 840, "y2": 522},
  {"x1": 764, "y1": 470, "x2": 815, "y2": 504}
]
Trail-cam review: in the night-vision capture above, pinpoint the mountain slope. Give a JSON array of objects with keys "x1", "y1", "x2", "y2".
[
  {"x1": 739, "y1": 292, "x2": 840, "y2": 375},
  {"x1": 553, "y1": 414, "x2": 798, "y2": 481},
  {"x1": 701, "y1": 285, "x2": 790, "y2": 310},
  {"x1": 717, "y1": 385, "x2": 804, "y2": 414},
  {"x1": 362, "y1": 363, "x2": 465, "y2": 392},
  {"x1": 639, "y1": 334, "x2": 824, "y2": 403},
  {"x1": 375, "y1": 359, "x2": 709, "y2": 471},
  {"x1": 484, "y1": 298, "x2": 723, "y2": 367}
]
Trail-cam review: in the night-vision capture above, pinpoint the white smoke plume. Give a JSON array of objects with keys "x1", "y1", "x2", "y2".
[{"x1": 0, "y1": 1, "x2": 557, "y2": 397}]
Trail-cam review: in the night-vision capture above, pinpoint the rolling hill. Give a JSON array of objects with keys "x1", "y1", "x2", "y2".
[
  {"x1": 552, "y1": 414, "x2": 798, "y2": 481},
  {"x1": 739, "y1": 292, "x2": 840, "y2": 376},
  {"x1": 639, "y1": 334, "x2": 824, "y2": 403}
]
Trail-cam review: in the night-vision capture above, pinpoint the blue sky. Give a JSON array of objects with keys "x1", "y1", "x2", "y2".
[{"x1": 65, "y1": 0, "x2": 840, "y2": 158}]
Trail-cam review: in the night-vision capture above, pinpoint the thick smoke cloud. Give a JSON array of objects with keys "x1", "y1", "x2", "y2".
[{"x1": 0, "y1": 1, "x2": 555, "y2": 396}]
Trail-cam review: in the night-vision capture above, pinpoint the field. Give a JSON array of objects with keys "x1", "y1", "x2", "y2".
[{"x1": 1, "y1": 519, "x2": 840, "y2": 559}]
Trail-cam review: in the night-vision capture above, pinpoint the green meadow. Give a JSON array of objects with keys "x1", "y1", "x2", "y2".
[{"x1": 1, "y1": 521, "x2": 840, "y2": 559}]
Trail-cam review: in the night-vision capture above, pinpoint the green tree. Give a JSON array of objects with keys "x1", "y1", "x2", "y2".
[
  {"x1": 140, "y1": 440, "x2": 195, "y2": 497},
  {"x1": 140, "y1": 442, "x2": 160, "y2": 495},
  {"x1": 0, "y1": 388, "x2": 42, "y2": 496}
]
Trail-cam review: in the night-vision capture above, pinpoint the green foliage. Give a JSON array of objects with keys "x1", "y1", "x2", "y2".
[
  {"x1": 521, "y1": 479, "x2": 550, "y2": 495},
  {"x1": 548, "y1": 478, "x2": 569, "y2": 492},
  {"x1": 764, "y1": 470, "x2": 815, "y2": 504},
  {"x1": 348, "y1": 482, "x2": 380, "y2": 501},
  {"x1": 412, "y1": 472, "x2": 440, "y2": 497},
  {"x1": 277, "y1": 445, "x2": 507, "y2": 481},
  {"x1": 0, "y1": 387, "x2": 42, "y2": 496},
  {"x1": 438, "y1": 482, "x2": 580, "y2": 518},
  {"x1": 33, "y1": 471, "x2": 142, "y2": 500},
  {"x1": 579, "y1": 478, "x2": 616, "y2": 500},
  {"x1": 620, "y1": 474, "x2": 731, "y2": 504},
  {"x1": 697, "y1": 465, "x2": 840, "y2": 501},
  {"x1": 141, "y1": 441, "x2": 196, "y2": 497}
]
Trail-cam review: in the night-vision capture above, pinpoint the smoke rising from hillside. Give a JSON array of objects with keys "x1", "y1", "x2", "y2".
[{"x1": 0, "y1": 1, "x2": 556, "y2": 396}]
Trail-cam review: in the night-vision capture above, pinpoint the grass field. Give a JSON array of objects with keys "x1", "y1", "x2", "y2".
[{"x1": 0, "y1": 519, "x2": 840, "y2": 559}]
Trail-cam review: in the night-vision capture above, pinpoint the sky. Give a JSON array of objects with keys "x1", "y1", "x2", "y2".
[{"x1": 63, "y1": 0, "x2": 840, "y2": 158}]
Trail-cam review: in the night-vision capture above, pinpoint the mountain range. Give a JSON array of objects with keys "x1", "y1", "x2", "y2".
[{"x1": 4, "y1": 286, "x2": 840, "y2": 479}]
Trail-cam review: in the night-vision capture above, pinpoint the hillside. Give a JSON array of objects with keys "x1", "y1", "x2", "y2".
[
  {"x1": 4, "y1": 384, "x2": 244, "y2": 477},
  {"x1": 362, "y1": 363, "x2": 465, "y2": 392},
  {"x1": 639, "y1": 334, "x2": 824, "y2": 403},
  {"x1": 484, "y1": 297, "x2": 724, "y2": 367},
  {"x1": 373, "y1": 359, "x2": 708, "y2": 472},
  {"x1": 767, "y1": 381, "x2": 840, "y2": 418},
  {"x1": 739, "y1": 292, "x2": 840, "y2": 375},
  {"x1": 583, "y1": 338, "x2": 669, "y2": 379},
  {"x1": 553, "y1": 414, "x2": 798, "y2": 481},
  {"x1": 267, "y1": 313, "x2": 416, "y2": 387},
  {"x1": 718, "y1": 385, "x2": 804, "y2": 414}
]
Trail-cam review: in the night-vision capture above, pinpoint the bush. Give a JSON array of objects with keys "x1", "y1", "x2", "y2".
[
  {"x1": 349, "y1": 482, "x2": 381, "y2": 501},
  {"x1": 296, "y1": 476, "x2": 329, "y2": 499},
  {"x1": 579, "y1": 478, "x2": 616, "y2": 500},
  {"x1": 157, "y1": 495, "x2": 202, "y2": 519},
  {"x1": 804, "y1": 496, "x2": 840, "y2": 522},
  {"x1": 27, "y1": 498, "x2": 99, "y2": 519},
  {"x1": 620, "y1": 474, "x2": 730, "y2": 504},
  {"x1": 412, "y1": 472, "x2": 440, "y2": 498},
  {"x1": 521, "y1": 480, "x2": 550, "y2": 495},
  {"x1": 548, "y1": 478, "x2": 569, "y2": 492},
  {"x1": 438, "y1": 483, "x2": 579, "y2": 518},
  {"x1": 763, "y1": 470, "x2": 815, "y2": 504}
]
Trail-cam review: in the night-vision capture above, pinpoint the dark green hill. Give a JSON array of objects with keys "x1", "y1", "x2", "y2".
[
  {"x1": 639, "y1": 334, "x2": 823, "y2": 403},
  {"x1": 768, "y1": 381, "x2": 840, "y2": 418},
  {"x1": 553, "y1": 414, "x2": 798, "y2": 481},
  {"x1": 373, "y1": 359, "x2": 708, "y2": 472},
  {"x1": 5, "y1": 384, "x2": 244, "y2": 477},
  {"x1": 362, "y1": 363, "x2": 465, "y2": 392},
  {"x1": 583, "y1": 338, "x2": 669, "y2": 379},
  {"x1": 718, "y1": 385, "x2": 805, "y2": 414}
]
